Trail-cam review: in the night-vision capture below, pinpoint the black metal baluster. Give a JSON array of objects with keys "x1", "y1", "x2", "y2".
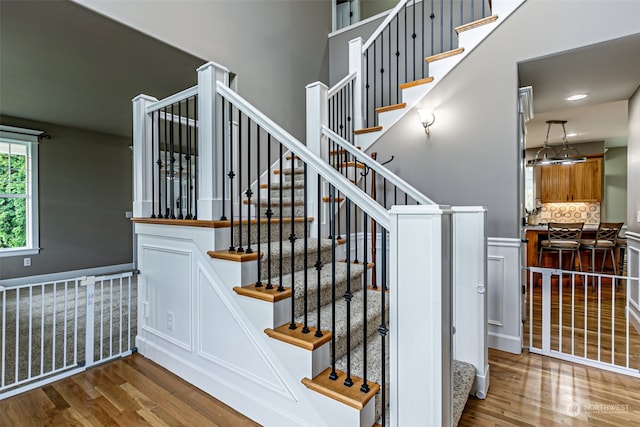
[
  {"x1": 228, "y1": 102, "x2": 236, "y2": 251},
  {"x1": 246, "y1": 118, "x2": 253, "y2": 254},
  {"x1": 431, "y1": 0, "x2": 435, "y2": 57},
  {"x1": 344, "y1": 197, "x2": 353, "y2": 387},
  {"x1": 440, "y1": 0, "x2": 444, "y2": 53},
  {"x1": 387, "y1": 22, "x2": 391, "y2": 106},
  {"x1": 237, "y1": 114, "x2": 244, "y2": 252},
  {"x1": 302, "y1": 162, "x2": 309, "y2": 334},
  {"x1": 169, "y1": 103, "x2": 176, "y2": 219},
  {"x1": 422, "y1": 0, "x2": 425, "y2": 78},
  {"x1": 396, "y1": 15, "x2": 400, "y2": 100},
  {"x1": 193, "y1": 95, "x2": 198, "y2": 220},
  {"x1": 266, "y1": 134, "x2": 273, "y2": 289},
  {"x1": 379, "y1": 35, "x2": 384, "y2": 118},
  {"x1": 450, "y1": 0, "x2": 454, "y2": 50},
  {"x1": 412, "y1": 0, "x2": 416, "y2": 81},
  {"x1": 373, "y1": 39, "x2": 377, "y2": 124},
  {"x1": 178, "y1": 100, "x2": 184, "y2": 219},
  {"x1": 289, "y1": 153, "x2": 297, "y2": 330},
  {"x1": 365, "y1": 50, "x2": 370, "y2": 128},
  {"x1": 379, "y1": 225, "x2": 389, "y2": 424},
  {"x1": 219, "y1": 96, "x2": 226, "y2": 220},
  {"x1": 277, "y1": 143, "x2": 284, "y2": 292},
  {"x1": 156, "y1": 110, "x2": 162, "y2": 218},
  {"x1": 329, "y1": 183, "x2": 338, "y2": 381},
  {"x1": 314, "y1": 174, "x2": 323, "y2": 338},
  {"x1": 185, "y1": 97, "x2": 193, "y2": 219},
  {"x1": 404, "y1": 4, "x2": 408, "y2": 83},
  {"x1": 361, "y1": 168, "x2": 369, "y2": 393},
  {"x1": 255, "y1": 125, "x2": 262, "y2": 287},
  {"x1": 163, "y1": 106, "x2": 169, "y2": 218},
  {"x1": 151, "y1": 110, "x2": 156, "y2": 218}
]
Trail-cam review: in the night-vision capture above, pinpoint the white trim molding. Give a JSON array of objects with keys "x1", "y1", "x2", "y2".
[{"x1": 487, "y1": 237, "x2": 523, "y2": 354}]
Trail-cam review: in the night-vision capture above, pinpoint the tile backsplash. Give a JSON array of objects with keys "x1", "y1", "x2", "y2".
[{"x1": 539, "y1": 202, "x2": 600, "y2": 224}]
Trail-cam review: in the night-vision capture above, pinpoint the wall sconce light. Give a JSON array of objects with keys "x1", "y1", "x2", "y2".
[{"x1": 417, "y1": 108, "x2": 435, "y2": 135}]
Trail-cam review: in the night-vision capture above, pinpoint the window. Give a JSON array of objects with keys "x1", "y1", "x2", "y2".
[{"x1": 0, "y1": 125, "x2": 40, "y2": 257}]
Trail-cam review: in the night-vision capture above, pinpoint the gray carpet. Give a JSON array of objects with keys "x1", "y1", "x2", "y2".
[{"x1": 0, "y1": 277, "x2": 137, "y2": 390}]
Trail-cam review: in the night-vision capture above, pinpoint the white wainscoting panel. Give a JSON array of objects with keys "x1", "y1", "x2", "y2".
[
  {"x1": 141, "y1": 244, "x2": 193, "y2": 351},
  {"x1": 487, "y1": 237, "x2": 522, "y2": 354},
  {"x1": 627, "y1": 232, "x2": 640, "y2": 335}
]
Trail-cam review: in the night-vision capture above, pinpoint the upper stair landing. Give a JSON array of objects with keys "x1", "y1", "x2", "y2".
[{"x1": 344, "y1": 0, "x2": 526, "y2": 151}]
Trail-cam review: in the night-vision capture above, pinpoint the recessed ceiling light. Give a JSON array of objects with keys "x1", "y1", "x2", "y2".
[{"x1": 565, "y1": 93, "x2": 588, "y2": 101}]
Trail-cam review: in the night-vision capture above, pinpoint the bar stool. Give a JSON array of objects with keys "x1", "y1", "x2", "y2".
[
  {"x1": 579, "y1": 222, "x2": 623, "y2": 275},
  {"x1": 538, "y1": 222, "x2": 584, "y2": 271}
]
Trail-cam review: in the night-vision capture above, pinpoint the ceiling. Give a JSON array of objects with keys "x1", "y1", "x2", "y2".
[
  {"x1": 0, "y1": 1, "x2": 206, "y2": 139},
  {"x1": 519, "y1": 33, "x2": 640, "y2": 149}
]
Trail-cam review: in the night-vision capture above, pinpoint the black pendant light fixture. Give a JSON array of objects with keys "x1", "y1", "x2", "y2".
[{"x1": 528, "y1": 120, "x2": 587, "y2": 165}]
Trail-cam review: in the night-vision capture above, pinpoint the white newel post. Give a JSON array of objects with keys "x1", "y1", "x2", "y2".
[
  {"x1": 452, "y1": 206, "x2": 489, "y2": 399},
  {"x1": 389, "y1": 205, "x2": 453, "y2": 426},
  {"x1": 197, "y1": 61, "x2": 230, "y2": 220},
  {"x1": 305, "y1": 81, "x2": 328, "y2": 238},
  {"x1": 348, "y1": 37, "x2": 363, "y2": 131},
  {"x1": 132, "y1": 94, "x2": 158, "y2": 218}
]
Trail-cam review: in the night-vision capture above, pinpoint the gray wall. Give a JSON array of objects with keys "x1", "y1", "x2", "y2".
[
  {"x1": 0, "y1": 116, "x2": 133, "y2": 279},
  {"x1": 75, "y1": 0, "x2": 332, "y2": 142},
  {"x1": 359, "y1": 1, "x2": 397, "y2": 23},
  {"x1": 329, "y1": 14, "x2": 382, "y2": 85},
  {"x1": 366, "y1": 0, "x2": 640, "y2": 238},
  {"x1": 628, "y1": 86, "x2": 640, "y2": 234},
  {"x1": 604, "y1": 146, "x2": 627, "y2": 223}
]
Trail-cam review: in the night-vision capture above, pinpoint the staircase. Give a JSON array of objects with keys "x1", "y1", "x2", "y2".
[
  {"x1": 222, "y1": 152, "x2": 476, "y2": 426},
  {"x1": 129, "y1": 1, "x2": 512, "y2": 425}
]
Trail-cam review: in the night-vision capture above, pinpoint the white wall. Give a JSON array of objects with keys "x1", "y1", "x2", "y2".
[{"x1": 74, "y1": 0, "x2": 332, "y2": 142}]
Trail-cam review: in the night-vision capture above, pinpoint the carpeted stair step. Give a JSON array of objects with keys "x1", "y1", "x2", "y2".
[
  {"x1": 269, "y1": 262, "x2": 365, "y2": 317},
  {"x1": 300, "y1": 288, "x2": 384, "y2": 363},
  {"x1": 452, "y1": 360, "x2": 475, "y2": 426},
  {"x1": 249, "y1": 237, "x2": 341, "y2": 280},
  {"x1": 247, "y1": 197, "x2": 306, "y2": 218},
  {"x1": 232, "y1": 217, "x2": 310, "y2": 247}
]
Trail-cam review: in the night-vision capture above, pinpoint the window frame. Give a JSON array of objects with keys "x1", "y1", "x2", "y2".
[{"x1": 0, "y1": 125, "x2": 41, "y2": 257}]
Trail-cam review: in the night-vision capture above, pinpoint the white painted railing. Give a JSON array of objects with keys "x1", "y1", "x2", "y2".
[{"x1": 0, "y1": 271, "x2": 137, "y2": 399}]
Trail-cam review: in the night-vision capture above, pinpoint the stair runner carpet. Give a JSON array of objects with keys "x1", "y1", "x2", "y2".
[{"x1": 243, "y1": 165, "x2": 476, "y2": 425}]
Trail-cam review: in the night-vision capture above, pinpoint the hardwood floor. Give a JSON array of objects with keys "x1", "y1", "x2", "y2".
[
  {"x1": 459, "y1": 348, "x2": 640, "y2": 427},
  {"x1": 0, "y1": 354, "x2": 260, "y2": 427},
  {"x1": 2, "y1": 349, "x2": 639, "y2": 426}
]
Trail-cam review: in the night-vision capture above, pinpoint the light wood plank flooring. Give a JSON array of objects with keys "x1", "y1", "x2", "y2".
[
  {"x1": 2, "y1": 349, "x2": 639, "y2": 426},
  {"x1": 0, "y1": 353, "x2": 260, "y2": 427},
  {"x1": 459, "y1": 348, "x2": 640, "y2": 426}
]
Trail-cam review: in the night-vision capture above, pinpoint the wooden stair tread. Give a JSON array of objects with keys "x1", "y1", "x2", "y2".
[
  {"x1": 285, "y1": 154, "x2": 301, "y2": 160},
  {"x1": 264, "y1": 323, "x2": 332, "y2": 351},
  {"x1": 322, "y1": 196, "x2": 345, "y2": 203},
  {"x1": 329, "y1": 147, "x2": 361, "y2": 155},
  {"x1": 273, "y1": 168, "x2": 305, "y2": 175},
  {"x1": 375, "y1": 102, "x2": 406, "y2": 114},
  {"x1": 338, "y1": 161, "x2": 365, "y2": 169},
  {"x1": 302, "y1": 368, "x2": 380, "y2": 410},
  {"x1": 426, "y1": 47, "x2": 464, "y2": 63},
  {"x1": 132, "y1": 217, "x2": 222, "y2": 228},
  {"x1": 233, "y1": 284, "x2": 291, "y2": 302},
  {"x1": 398, "y1": 76, "x2": 434, "y2": 90},
  {"x1": 455, "y1": 15, "x2": 498, "y2": 34},
  {"x1": 208, "y1": 250, "x2": 263, "y2": 262},
  {"x1": 354, "y1": 126, "x2": 382, "y2": 135}
]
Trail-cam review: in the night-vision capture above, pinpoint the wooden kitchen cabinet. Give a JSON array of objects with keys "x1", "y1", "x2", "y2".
[{"x1": 540, "y1": 156, "x2": 602, "y2": 203}]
